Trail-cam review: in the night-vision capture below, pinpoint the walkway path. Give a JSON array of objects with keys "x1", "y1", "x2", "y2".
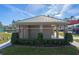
[
  {"x1": 70, "y1": 41, "x2": 79, "y2": 47},
  {"x1": 0, "y1": 40, "x2": 12, "y2": 49},
  {"x1": 0, "y1": 40, "x2": 11, "y2": 55},
  {"x1": 73, "y1": 36, "x2": 79, "y2": 40}
]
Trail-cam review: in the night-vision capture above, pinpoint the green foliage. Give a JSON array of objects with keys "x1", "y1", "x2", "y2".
[
  {"x1": 11, "y1": 32, "x2": 71, "y2": 46},
  {"x1": 36, "y1": 33, "x2": 44, "y2": 46},
  {"x1": 17, "y1": 39, "x2": 34, "y2": 46},
  {"x1": 11, "y1": 32, "x2": 19, "y2": 44},
  {"x1": 12, "y1": 39, "x2": 70, "y2": 46},
  {"x1": 37, "y1": 33, "x2": 43, "y2": 40},
  {"x1": 64, "y1": 33, "x2": 73, "y2": 42}
]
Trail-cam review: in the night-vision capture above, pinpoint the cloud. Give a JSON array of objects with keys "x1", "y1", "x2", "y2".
[
  {"x1": 4, "y1": 4, "x2": 72, "y2": 19},
  {"x1": 4, "y1": 4, "x2": 35, "y2": 17},
  {"x1": 25, "y1": 4, "x2": 50, "y2": 15},
  {"x1": 44, "y1": 4, "x2": 64, "y2": 16},
  {"x1": 4, "y1": 4, "x2": 71, "y2": 19},
  {"x1": 59, "y1": 4, "x2": 71, "y2": 15},
  {"x1": 74, "y1": 15, "x2": 79, "y2": 19},
  {"x1": 55, "y1": 4, "x2": 71, "y2": 18},
  {"x1": 44, "y1": 4, "x2": 56, "y2": 15},
  {"x1": 25, "y1": 4, "x2": 46, "y2": 12}
]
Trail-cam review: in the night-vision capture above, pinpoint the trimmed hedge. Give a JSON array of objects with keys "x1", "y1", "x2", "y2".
[
  {"x1": 37, "y1": 33, "x2": 43, "y2": 40},
  {"x1": 36, "y1": 33, "x2": 44, "y2": 46},
  {"x1": 11, "y1": 32, "x2": 73, "y2": 46},
  {"x1": 64, "y1": 33, "x2": 73, "y2": 42},
  {"x1": 11, "y1": 39, "x2": 70, "y2": 46},
  {"x1": 11, "y1": 32, "x2": 19, "y2": 44}
]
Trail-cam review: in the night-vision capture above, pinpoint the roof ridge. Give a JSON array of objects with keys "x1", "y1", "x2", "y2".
[
  {"x1": 16, "y1": 15, "x2": 67, "y2": 23},
  {"x1": 17, "y1": 15, "x2": 62, "y2": 21}
]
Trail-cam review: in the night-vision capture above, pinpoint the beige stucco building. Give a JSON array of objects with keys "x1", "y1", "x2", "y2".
[{"x1": 15, "y1": 16, "x2": 68, "y2": 39}]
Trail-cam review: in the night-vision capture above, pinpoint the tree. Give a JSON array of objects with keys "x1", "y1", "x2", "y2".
[
  {"x1": 12, "y1": 20, "x2": 16, "y2": 30},
  {"x1": 0, "y1": 22, "x2": 3, "y2": 27},
  {"x1": 12, "y1": 20, "x2": 15, "y2": 24}
]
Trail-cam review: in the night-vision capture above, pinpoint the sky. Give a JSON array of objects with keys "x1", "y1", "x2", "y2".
[{"x1": 0, "y1": 4, "x2": 79, "y2": 25}]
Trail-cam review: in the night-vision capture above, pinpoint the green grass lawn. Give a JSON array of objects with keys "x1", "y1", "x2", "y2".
[
  {"x1": 2, "y1": 45, "x2": 79, "y2": 55},
  {"x1": 0, "y1": 32, "x2": 12, "y2": 44}
]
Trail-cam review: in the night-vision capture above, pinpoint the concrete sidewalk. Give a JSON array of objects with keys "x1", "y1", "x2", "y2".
[
  {"x1": 0, "y1": 40, "x2": 12, "y2": 55},
  {"x1": 0, "y1": 40, "x2": 12, "y2": 49},
  {"x1": 73, "y1": 37, "x2": 79, "y2": 40},
  {"x1": 70, "y1": 41, "x2": 79, "y2": 47}
]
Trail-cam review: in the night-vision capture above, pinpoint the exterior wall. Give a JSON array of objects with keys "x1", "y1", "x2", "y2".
[
  {"x1": 29, "y1": 25, "x2": 40, "y2": 39},
  {"x1": 43, "y1": 25, "x2": 52, "y2": 39},
  {"x1": 19, "y1": 25, "x2": 28, "y2": 39},
  {"x1": 29, "y1": 25, "x2": 52, "y2": 39},
  {"x1": 17, "y1": 25, "x2": 52, "y2": 39},
  {"x1": 23, "y1": 25, "x2": 29, "y2": 39}
]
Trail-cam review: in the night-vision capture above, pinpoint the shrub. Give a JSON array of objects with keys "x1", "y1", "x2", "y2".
[
  {"x1": 11, "y1": 32, "x2": 70, "y2": 46},
  {"x1": 11, "y1": 38, "x2": 70, "y2": 46},
  {"x1": 17, "y1": 39, "x2": 26, "y2": 45},
  {"x1": 42, "y1": 39, "x2": 69, "y2": 46},
  {"x1": 17, "y1": 39, "x2": 34, "y2": 46},
  {"x1": 64, "y1": 33, "x2": 73, "y2": 42},
  {"x1": 11, "y1": 32, "x2": 19, "y2": 44},
  {"x1": 36, "y1": 33, "x2": 44, "y2": 46},
  {"x1": 37, "y1": 33, "x2": 43, "y2": 40}
]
